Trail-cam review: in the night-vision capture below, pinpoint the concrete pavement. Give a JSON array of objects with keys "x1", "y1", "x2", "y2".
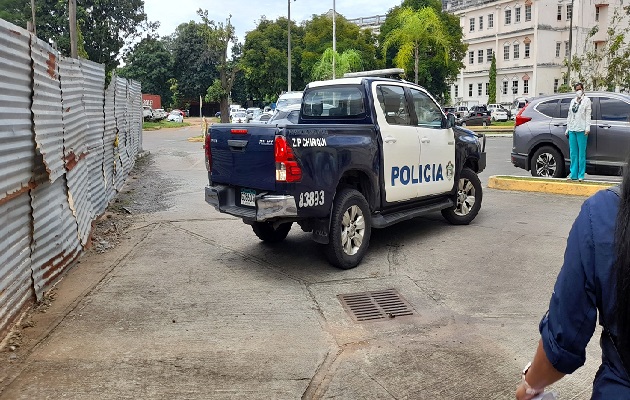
[{"x1": 0, "y1": 126, "x2": 603, "y2": 399}]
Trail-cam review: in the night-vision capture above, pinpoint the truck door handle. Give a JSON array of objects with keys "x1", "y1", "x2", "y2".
[
  {"x1": 421, "y1": 138, "x2": 430, "y2": 143},
  {"x1": 598, "y1": 124, "x2": 611, "y2": 129},
  {"x1": 383, "y1": 136, "x2": 397, "y2": 144},
  {"x1": 553, "y1": 123, "x2": 567, "y2": 127}
]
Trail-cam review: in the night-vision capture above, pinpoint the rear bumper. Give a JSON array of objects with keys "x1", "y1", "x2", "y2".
[
  {"x1": 511, "y1": 152, "x2": 528, "y2": 170},
  {"x1": 205, "y1": 185, "x2": 298, "y2": 222}
]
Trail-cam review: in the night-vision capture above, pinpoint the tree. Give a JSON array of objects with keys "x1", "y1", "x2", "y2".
[
  {"x1": 379, "y1": 0, "x2": 467, "y2": 101},
  {"x1": 488, "y1": 53, "x2": 497, "y2": 104},
  {"x1": 302, "y1": 13, "x2": 379, "y2": 82},
  {"x1": 566, "y1": 7, "x2": 630, "y2": 91},
  {"x1": 198, "y1": 10, "x2": 240, "y2": 123},
  {"x1": 0, "y1": 0, "x2": 156, "y2": 75},
  {"x1": 311, "y1": 48, "x2": 362, "y2": 80},
  {"x1": 118, "y1": 38, "x2": 173, "y2": 105},
  {"x1": 382, "y1": 7, "x2": 450, "y2": 85},
  {"x1": 241, "y1": 17, "x2": 306, "y2": 102},
  {"x1": 169, "y1": 21, "x2": 218, "y2": 106}
]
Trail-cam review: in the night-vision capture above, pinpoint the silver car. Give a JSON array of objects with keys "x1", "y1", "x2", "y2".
[{"x1": 511, "y1": 92, "x2": 630, "y2": 177}]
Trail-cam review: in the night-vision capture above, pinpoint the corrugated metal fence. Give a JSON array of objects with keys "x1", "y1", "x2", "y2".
[{"x1": 0, "y1": 19, "x2": 142, "y2": 336}]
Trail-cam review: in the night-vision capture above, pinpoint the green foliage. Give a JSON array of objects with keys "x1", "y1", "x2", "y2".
[
  {"x1": 379, "y1": 0, "x2": 466, "y2": 101},
  {"x1": 168, "y1": 78, "x2": 180, "y2": 108},
  {"x1": 118, "y1": 38, "x2": 173, "y2": 105},
  {"x1": 567, "y1": 7, "x2": 630, "y2": 91},
  {"x1": 488, "y1": 54, "x2": 497, "y2": 104},
  {"x1": 557, "y1": 84, "x2": 572, "y2": 93},
  {"x1": 301, "y1": 14, "x2": 379, "y2": 82},
  {"x1": 205, "y1": 79, "x2": 226, "y2": 103},
  {"x1": 311, "y1": 48, "x2": 363, "y2": 80},
  {"x1": 241, "y1": 17, "x2": 305, "y2": 101}
]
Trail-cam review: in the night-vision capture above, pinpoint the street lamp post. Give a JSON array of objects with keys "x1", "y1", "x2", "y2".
[
  {"x1": 567, "y1": 0, "x2": 575, "y2": 86},
  {"x1": 332, "y1": 0, "x2": 336, "y2": 79},
  {"x1": 288, "y1": 0, "x2": 292, "y2": 92}
]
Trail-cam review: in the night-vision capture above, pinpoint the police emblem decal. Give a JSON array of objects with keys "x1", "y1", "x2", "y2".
[{"x1": 446, "y1": 161, "x2": 454, "y2": 181}]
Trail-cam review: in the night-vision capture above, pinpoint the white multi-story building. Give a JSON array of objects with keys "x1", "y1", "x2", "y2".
[{"x1": 445, "y1": 0, "x2": 624, "y2": 106}]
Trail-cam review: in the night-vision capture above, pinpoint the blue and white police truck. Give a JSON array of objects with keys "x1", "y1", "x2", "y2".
[{"x1": 205, "y1": 69, "x2": 486, "y2": 269}]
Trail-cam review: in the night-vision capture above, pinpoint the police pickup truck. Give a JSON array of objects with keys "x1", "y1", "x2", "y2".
[{"x1": 205, "y1": 69, "x2": 486, "y2": 269}]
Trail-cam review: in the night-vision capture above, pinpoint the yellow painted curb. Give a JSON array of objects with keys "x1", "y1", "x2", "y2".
[
  {"x1": 488, "y1": 175, "x2": 616, "y2": 197},
  {"x1": 187, "y1": 136, "x2": 204, "y2": 143}
]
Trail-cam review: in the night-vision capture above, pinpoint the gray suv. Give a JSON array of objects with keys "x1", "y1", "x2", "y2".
[{"x1": 511, "y1": 92, "x2": 630, "y2": 177}]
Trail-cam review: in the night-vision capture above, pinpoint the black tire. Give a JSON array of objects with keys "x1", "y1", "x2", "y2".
[
  {"x1": 324, "y1": 189, "x2": 372, "y2": 269},
  {"x1": 530, "y1": 146, "x2": 564, "y2": 178},
  {"x1": 252, "y1": 222, "x2": 292, "y2": 243},
  {"x1": 441, "y1": 167, "x2": 483, "y2": 225}
]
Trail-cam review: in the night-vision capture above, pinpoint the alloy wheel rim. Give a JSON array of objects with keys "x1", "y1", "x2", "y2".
[
  {"x1": 341, "y1": 205, "x2": 365, "y2": 256},
  {"x1": 536, "y1": 153, "x2": 556, "y2": 177},
  {"x1": 455, "y1": 178, "x2": 476, "y2": 216}
]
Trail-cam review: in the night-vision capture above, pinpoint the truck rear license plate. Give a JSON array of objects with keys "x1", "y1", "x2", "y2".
[{"x1": 240, "y1": 189, "x2": 256, "y2": 207}]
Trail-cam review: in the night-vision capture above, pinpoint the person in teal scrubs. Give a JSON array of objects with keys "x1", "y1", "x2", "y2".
[{"x1": 565, "y1": 83, "x2": 592, "y2": 181}]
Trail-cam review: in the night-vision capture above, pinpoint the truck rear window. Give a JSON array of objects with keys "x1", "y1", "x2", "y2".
[{"x1": 302, "y1": 86, "x2": 365, "y2": 118}]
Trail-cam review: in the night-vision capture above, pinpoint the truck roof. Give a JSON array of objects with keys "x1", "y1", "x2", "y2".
[{"x1": 306, "y1": 76, "x2": 414, "y2": 89}]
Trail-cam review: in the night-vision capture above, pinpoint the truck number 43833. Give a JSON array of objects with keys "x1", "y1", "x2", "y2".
[{"x1": 299, "y1": 191, "x2": 324, "y2": 208}]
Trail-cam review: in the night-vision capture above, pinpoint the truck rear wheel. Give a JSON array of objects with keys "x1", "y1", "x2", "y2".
[
  {"x1": 252, "y1": 222, "x2": 292, "y2": 243},
  {"x1": 441, "y1": 167, "x2": 482, "y2": 225},
  {"x1": 325, "y1": 189, "x2": 371, "y2": 269}
]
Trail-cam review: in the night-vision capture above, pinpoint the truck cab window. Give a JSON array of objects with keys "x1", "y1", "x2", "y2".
[
  {"x1": 409, "y1": 89, "x2": 443, "y2": 128},
  {"x1": 302, "y1": 86, "x2": 365, "y2": 118},
  {"x1": 376, "y1": 85, "x2": 411, "y2": 125}
]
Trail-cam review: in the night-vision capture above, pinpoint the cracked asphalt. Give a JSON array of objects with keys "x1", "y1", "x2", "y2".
[{"x1": 0, "y1": 127, "x2": 603, "y2": 399}]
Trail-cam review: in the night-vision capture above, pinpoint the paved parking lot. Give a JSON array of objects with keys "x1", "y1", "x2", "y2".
[{"x1": 0, "y1": 127, "x2": 603, "y2": 399}]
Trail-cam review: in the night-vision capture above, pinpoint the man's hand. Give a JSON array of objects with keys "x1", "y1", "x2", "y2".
[{"x1": 585, "y1": 130, "x2": 589, "y2": 136}]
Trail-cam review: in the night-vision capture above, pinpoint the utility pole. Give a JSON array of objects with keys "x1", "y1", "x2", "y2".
[
  {"x1": 567, "y1": 0, "x2": 575, "y2": 86},
  {"x1": 332, "y1": 0, "x2": 336, "y2": 79},
  {"x1": 287, "y1": 0, "x2": 292, "y2": 92},
  {"x1": 29, "y1": 0, "x2": 36, "y2": 34},
  {"x1": 69, "y1": 0, "x2": 78, "y2": 58}
]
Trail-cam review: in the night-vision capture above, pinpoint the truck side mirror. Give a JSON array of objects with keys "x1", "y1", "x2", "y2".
[{"x1": 444, "y1": 113, "x2": 456, "y2": 128}]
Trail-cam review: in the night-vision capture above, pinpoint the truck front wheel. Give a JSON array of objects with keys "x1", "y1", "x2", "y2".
[
  {"x1": 325, "y1": 189, "x2": 372, "y2": 269},
  {"x1": 252, "y1": 222, "x2": 292, "y2": 243},
  {"x1": 441, "y1": 167, "x2": 482, "y2": 225}
]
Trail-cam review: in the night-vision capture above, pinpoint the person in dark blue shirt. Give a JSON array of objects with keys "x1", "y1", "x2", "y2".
[{"x1": 516, "y1": 164, "x2": 630, "y2": 400}]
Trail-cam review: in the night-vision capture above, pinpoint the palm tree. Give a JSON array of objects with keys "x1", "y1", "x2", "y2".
[
  {"x1": 311, "y1": 48, "x2": 362, "y2": 81},
  {"x1": 382, "y1": 7, "x2": 450, "y2": 84}
]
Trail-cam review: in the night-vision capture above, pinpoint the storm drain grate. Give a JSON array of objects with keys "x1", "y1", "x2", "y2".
[{"x1": 337, "y1": 289, "x2": 415, "y2": 322}]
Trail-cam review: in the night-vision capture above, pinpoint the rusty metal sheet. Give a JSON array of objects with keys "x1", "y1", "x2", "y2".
[
  {"x1": 0, "y1": 20, "x2": 36, "y2": 202},
  {"x1": 30, "y1": 176, "x2": 81, "y2": 299},
  {"x1": 59, "y1": 56, "x2": 88, "y2": 172},
  {"x1": 0, "y1": 192, "x2": 33, "y2": 332},
  {"x1": 80, "y1": 59, "x2": 107, "y2": 216},
  {"x1": 104, "y1": 77, "x2": 116, "y2": 202},
  {"x1": 114, "y1": 77, "x2": 129, "y2": 190},
  {"x1": 31, "y1": 36, "x2": 65, "y2": 184}
]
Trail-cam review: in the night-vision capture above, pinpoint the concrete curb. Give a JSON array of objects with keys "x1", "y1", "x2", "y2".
[{"x1": 488, "y1": 175, "x2": 617, "y2": 196}]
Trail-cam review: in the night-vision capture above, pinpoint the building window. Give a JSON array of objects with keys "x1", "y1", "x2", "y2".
[
  {"x1": 512, "y1": 80, "x2": 518, "y2": 94},
  {"x1": 487, "y1": 48, "x2": 493, "y2": 62},
  {"x1": 454, "y1": 85, "x2": 459, "y2": 98},
  {"x1": 476, "y1": 83, "x2": 482, "y2": 96},
  {"x1": 523, "y1": 80, "x2": 529, "y2": 94},
  {"x1": 557, "y1": 5, "x2": 562, "y2": 21},
  {"x1": 485, "y1": 82, "x2": 489, "y2": 95},
  {"x1": 502, "y1": 81, "x2": 508, "y2": 95},
  {"x1": 596, "y1": 6, "x2": 600, "y2": 21},
  {"x1": 514, "y1": 43, "x2": 520, "y2": 59},
  {"x1": 525, "y1": 5, "x2": 532, "y2": 21},
  {"x1": 524, "y1": 43, "x2": 530, "y2": 58},
  {"x1": 515, "y1": 7, "x2": 521, "y2": 23},
  {"x1": 555, "y1": 42, "x2": 561, "y2": 57},
  {"x1": 489, "y1": 13, "x2": 494, "y2": 28},
  {"x1": 478, "y1": 50, "x2": 484, "y2": 63},
  {"x1": 504, "y1": 44, "x2": 510, "y2": 60},
  {"x1": 567, "y1": 4, "x2": 573, "y2": 20},
  {"x1": 565, "y1": 41, "x2": 569, "y2": 57},
  {"x1": 505, "y1": 9, "x2": 512, "y2": 25},
  {"x1": 469, "y1": 51, "x2": 475, "y2": 64},
  {"x1": 470, "y1": 17, "x2": 475, "y2": 31},
  {"x1": 479, "y1": 16, "x2": 484, "y2": 30},
  {"x1": 554, "y1": 79, "x2": 560, "y2": 93},
  {"x1": 469, "y1": 84, "x2": 473, "y2": 97}
]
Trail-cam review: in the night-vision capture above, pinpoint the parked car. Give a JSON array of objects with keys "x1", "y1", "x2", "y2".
[
  {"x1": 511, "y1": 92, "x2": 629, "y2": 178},
  {"x1": 171, "y1": 109, "x2": 185, "y2": 118},
  {"x1": 143, "y1": 106, "x2": 154, "y2": 121},
  {"x1": 456, "y1": 113, "x2": 491, "y2": 127},
  {"x1": 267, "y1": 104, "x2": 300, "y2": 125},
  {"x1": 215, "y1": 111, "x2": 221, "y2": 118},
  {"x1": 167, "y1": 111, "x2": 184, "y2": 123},
  {"x1": 454, "y1": 106, "x2": 469, "y2": 119},
  {"x1": 510, "y1": 97, "x2": 530, "y2": 120},
  {"x1": 250, "y1": 112, "x2": 274, "y2": 124},
  {"x1": 469, "y1": 105, "x2": 491, "y2": 116},
  {"x1": 443, "y1": 106, "x2": 457, "y2": 114},
  {"x1": 275, "y1": 91, "x2": 303, "y2": 110},
  {"x1": 490, "y1": 107, "x2": 509, "y2": 122},
  {"x1": 246, "y1": 107, "x2": 262, "y2": 122},
  {"x1": 153, "y1": 108, "x2": 167, "y2": 121},
  {"x1": 230, "y1": 111, "x2": 248, "y2": 123}
]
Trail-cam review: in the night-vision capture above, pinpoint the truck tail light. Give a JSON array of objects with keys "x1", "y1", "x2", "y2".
[
  {"x1": 204, "y1": 132, "x2": 212, "y2": 171},
  {"x1": 274, "y1": 135, "x2": 301, "y2": 182},
  {"x1": 514, "y1": 106, "x2": 532, "y2": 127}
]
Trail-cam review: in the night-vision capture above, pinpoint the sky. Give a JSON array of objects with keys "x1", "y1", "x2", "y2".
[{"x1": 143, "y1": 0, "x2": 404, "y2": 42}]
